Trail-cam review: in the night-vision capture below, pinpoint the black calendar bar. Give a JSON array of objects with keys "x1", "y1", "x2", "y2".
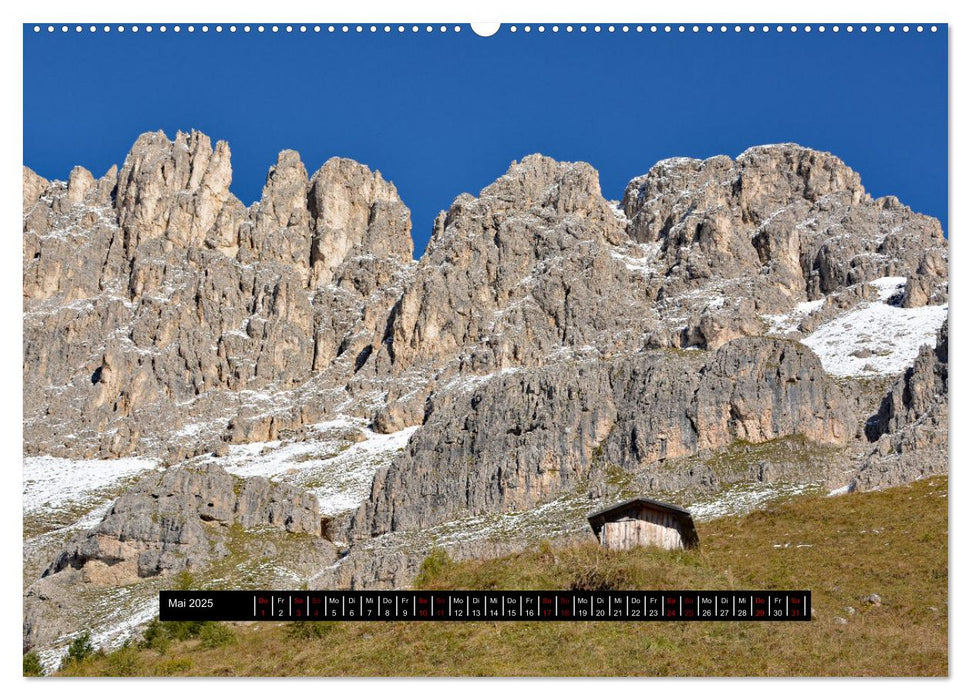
[{"x1": 159, "y1": 590, "x2": 811, "y2": 622}]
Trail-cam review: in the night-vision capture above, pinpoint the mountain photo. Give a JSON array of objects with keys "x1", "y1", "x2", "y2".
[{"x1": 21, "y1": 21, "x2": 949, "y2": 678}]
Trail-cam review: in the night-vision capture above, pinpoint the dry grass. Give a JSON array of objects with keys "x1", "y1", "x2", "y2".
[{"x1": 55, "y1": 475, "x2": 948, "y2": 677}]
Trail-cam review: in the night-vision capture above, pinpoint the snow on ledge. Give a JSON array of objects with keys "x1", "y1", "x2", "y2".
[
  {"x1": 801, "y1": 279, "x2": 947, "y2": 378},
  {"x1": 23, "y1": 455, "x2": 157, "y2": 516}
]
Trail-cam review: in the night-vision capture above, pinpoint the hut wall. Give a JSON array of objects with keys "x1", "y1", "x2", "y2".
[{"x1": 600, "y1": 509, "x2": 686, "y2": 551}]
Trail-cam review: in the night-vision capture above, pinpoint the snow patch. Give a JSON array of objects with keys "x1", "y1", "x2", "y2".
[
  {"x1": 802, "y1": 293, "x2": 947, "y2": 377},
  {"x1": 173, "y1": 422, "x2": 206, "y2": 438},
  {"x1": 39, "y1": 596, "x2": 158, "y2": 674},
  {"x1": 689, "y1": 482, "x2": 818, "y2": 521},
  {"x1": 795, "y1": 298, "x2": 826, "y2": 315},
  {"x1": 208, "y1": 417, "x2": 418, "y2": 516},
  {"x1": 23, "y1": 455, "x2": 157, "y2": 516},
  {"x1": 762, "y1": 297, "x2": 825, "y2": 335},
  {"x1": 608, "y1": 200, "x2": 628, "y2": 223},
  {"x1": 869, "y1": 276, "x2": 907, "y2": 302}
]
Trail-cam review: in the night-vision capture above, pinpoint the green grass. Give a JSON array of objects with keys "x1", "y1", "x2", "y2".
[
  {"x1": 23, "y1": 652, "x2": 44, "y2": 677},
  {"x1": 650, "y1": 435, "x2": 842, "y2": 491},
  {"x1": 55, "y1": 476, "x2": 948, "y2": 677}
]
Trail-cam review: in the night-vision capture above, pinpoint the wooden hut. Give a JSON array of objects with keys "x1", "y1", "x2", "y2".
[{"x1": 587, "y1": 497, "x2": 698, "y2": 551}]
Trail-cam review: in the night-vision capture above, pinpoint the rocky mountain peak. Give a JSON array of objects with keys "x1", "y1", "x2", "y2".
[
  {"x1": 735, "y1": 143, "x2": 866, "y2": 221},
  {"x1": 477, "y1": 153, "x2": 616, "y2": 221},
  {"x1": 616, "y1": 143, "x2": 945, "y2": 314},
  {"x1": 623, "y1": 143, "x2": 865, "y2": 234},
  {"x1": 237, "y1": 148, "x2": 313, "y2": 271},
  {"x1": 23, "y1": 165, "x2": 47, "y2": 210},
  {"x1": 23, "y1": 130, "x2": 418, "y2": 458},
  {"x1": 308, "y1": 156, "x2": 413, "y2": 287},
  {"x1": 115, "y1": 129, "x2": 235, "y2": 249},
  {"x1": 65, "y1": 165, "x2": 96, "y2": 204},
  {"x1": 257, "y1": 149, "x2": 311, "y2": 231},
  {"x1": 376, "y1": 153, "x2": 631, "y2": 392}
]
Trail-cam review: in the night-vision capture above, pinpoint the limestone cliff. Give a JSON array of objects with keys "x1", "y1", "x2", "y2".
[
  {"x1": 352, "y1": 338, "x2": 855, "y2": 536},
  {"x1": 854, "y1": 321, "x2": 949, "y2": 490},
  {"x1": 24, "y1": 131, "x2": 413, "y2": 459}
]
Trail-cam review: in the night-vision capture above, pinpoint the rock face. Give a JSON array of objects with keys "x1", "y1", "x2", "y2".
[
  {"x1": 115, "y1": 130, "x2": 235, "y2": 249},
  {"x1": 24, "y1": 130, "x2": 414, "y2": 459},
  {"x1": 854, "y1": 321, "x2": 949, "y2": 490},
  {"x1": 24, "y1": 464, "x2": 334, "y2": 652},
  {"x1": 622, "y1": 147, "x2": 946, "y2": 302},
  {"x1": 370, "y1": 155, "x2": 651, "y2": 429},
  {"x1": 353, "y1": 337, "x2": 854, "y2": 536},
  {"x1": 43, "y1": 464, "x2": 325, "y2": 583},
  {"x1": 382, "y1": 155, "x2": 628, "y2": 371},
  {"x1": 369, "y1": 146, "x2": 947, "y2": 429}
]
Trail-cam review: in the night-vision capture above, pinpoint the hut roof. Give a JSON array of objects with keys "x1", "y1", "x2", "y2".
[{"x1": 586, "y1": 496, "x2": 691, "y2": 523}]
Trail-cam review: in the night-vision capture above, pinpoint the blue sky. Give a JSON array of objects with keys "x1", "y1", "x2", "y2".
[{"x1": 23, "y1": 24, "x2": 948, "y2": 253}]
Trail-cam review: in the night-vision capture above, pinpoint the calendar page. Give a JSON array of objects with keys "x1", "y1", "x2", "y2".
[{"x1": 21, "y1": 17, "x2": 948, "y2": 678}]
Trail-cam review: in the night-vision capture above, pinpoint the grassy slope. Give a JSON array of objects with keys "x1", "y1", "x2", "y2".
[{"x1": 55, "y1": 476, "x2": 948, "y2": 677}]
